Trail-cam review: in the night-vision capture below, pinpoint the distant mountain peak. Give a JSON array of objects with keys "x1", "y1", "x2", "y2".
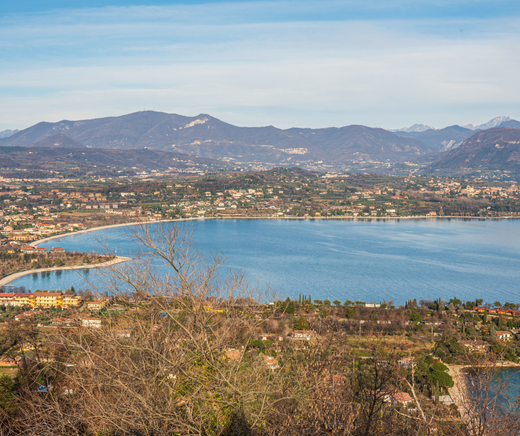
[
  {"x1": 392, "y1": 124, "x2": 437, "y2": 133},
  {"x1": 0, "y1": 129, "x2": 20, "y2": 139},
  {"x1": 462, "y1": 116, "x2": 512, "y2": 131}
]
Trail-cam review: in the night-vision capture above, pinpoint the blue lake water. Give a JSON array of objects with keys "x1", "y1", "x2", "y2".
[{"x1": 6, "y1": 218, "x2": 520, "y2": 304}]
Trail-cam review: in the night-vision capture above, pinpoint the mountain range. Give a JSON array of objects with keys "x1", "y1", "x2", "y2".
[
  {"x1": 1, "y1": 111, "x2": 432, "y2": 166},
  {"x1": 2, "y1": 112, "x2": 520, "y2": 179},
  {"x1": 420, "y1": 128, "x2": 520, "y2": 178}
]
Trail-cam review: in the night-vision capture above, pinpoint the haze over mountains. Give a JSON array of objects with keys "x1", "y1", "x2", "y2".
[
  {"x1": 0, "y1": 129, "x2": 19, "y2": 139},
  {"x1": 2, "y1": 112, "x2": 520, "y2": 179}
]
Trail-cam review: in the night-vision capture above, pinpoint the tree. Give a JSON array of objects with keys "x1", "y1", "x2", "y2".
[
  {"x1": 475, "y1": 298, "x2": 484, "y2": 307},
  {"x1": 333, "y1": 300, "x2": 342, "y2": 307},
  {"x1": 7, "y1": 223, "x2": 284, "y2": 435},
  {"x1": 294, "y1": 316, "x2": 309, "y2": 330},
  {"x1": 449, "y1": 297, "x2": 462, "y2": 307},
  {"x1": 323, "y1": 299, "x2": 331, "y2": 306},
  {"x1": 493, "y1": 301, "x2": 502, "y2": 308}
]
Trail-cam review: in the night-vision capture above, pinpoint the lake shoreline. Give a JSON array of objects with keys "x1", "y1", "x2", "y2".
[
  {"x1": 30, "y1": 215, "x2": 520, "y2": 248},
  {"x1": 8, "y1": 217, "x2": 520, "y2": 303},
  {"x1": 0, "y1": 256, "x2": 132, "y2": 287},
  {"x1": 447, "y1": 362, "x2": 520, "y2": 425}
]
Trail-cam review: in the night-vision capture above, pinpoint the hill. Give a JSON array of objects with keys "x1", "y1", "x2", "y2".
[
  {"x1": 30, "y1": 133, "x2": 86, "y2": 148},
  {"x1": 2, "y1": 111, "x2": 432, "y2": 167},
  {"x1": 421, "y1": 128, "x2": 520, "y2": 179},
  {"x1": 0, "y1": 146, "x2": 230, "y2": 177}
]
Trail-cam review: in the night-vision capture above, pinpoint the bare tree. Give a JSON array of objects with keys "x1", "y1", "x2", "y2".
[{"x1": 9, "y1": 223, "x2": 285, "y2": 435}]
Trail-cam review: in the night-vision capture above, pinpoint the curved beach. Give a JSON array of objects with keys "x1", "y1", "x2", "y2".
[{"x1": 0, "y1": 256, "x2": 132, "y2": 287}]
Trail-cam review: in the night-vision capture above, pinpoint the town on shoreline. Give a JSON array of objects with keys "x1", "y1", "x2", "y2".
[
  {"x1": 1, "y1": 167, "x2": 520, "y2": 433},
  {"x1": 2, "y1": 168, "x2": 520, "y2": 249}
]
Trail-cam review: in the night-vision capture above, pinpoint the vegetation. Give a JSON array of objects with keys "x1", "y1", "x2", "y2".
[{"x1": 0, "y1": 224, "x2": 518, "y2": 435}]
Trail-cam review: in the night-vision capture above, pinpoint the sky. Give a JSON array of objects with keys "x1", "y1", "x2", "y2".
[{"x1": 2, "y1": 0, "x2": 520, "y2": 131}]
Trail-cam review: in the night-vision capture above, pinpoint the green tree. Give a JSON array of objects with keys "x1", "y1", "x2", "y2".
[
  {"x1": 493, "y1": 301, "x2": 502, "y2": 308},
  {"x1": 490, "y1": 325, "x2": 497, "y2": 341},
  {"x1": 323, "y1": 299, "x2": 331, "y2": 306},
  {"x1": 449, "y1": 297, "x2": 461, "y2": 307},
  {"x1": 332, "y1": 300, "x2": 342, "y2": 307},
  {"x1": 0, "y1": 374, "x2": 17, "y2": 415},
  {"x1": 293, "y1": 316, "x2": 309, "y2": 330}
]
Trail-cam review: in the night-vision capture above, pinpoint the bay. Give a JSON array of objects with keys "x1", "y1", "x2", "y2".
[{"x1": 6, "y1": 218, "x2": 520, "y2": 304}]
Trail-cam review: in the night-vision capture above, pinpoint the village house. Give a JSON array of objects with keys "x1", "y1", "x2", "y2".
[
  {"x1": 389, "y1": 392, "x2": 414, "y2": 406},
  {"x1": 87, "y1": 298, "x2": 109, "y2": 311},
  {"x1": 20, "y1": 245, "x2": 48, "y2": 254},
  {"x1": 262, "y1": 354, "x2": 279, "y2": 370},
  {"x1": 291, "y1": 330, "x2": 317, "y2": 341},
  {"x1": 82, "y1": 318, "x2": 102, "y2": 328},
  {"x1": 496, "y1": 331, "x2": 513, "y2": 341}
]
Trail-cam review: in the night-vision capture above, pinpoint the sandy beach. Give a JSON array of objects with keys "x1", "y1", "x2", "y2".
[
  {"x1": 0, "y1": 256, "x2": 132, "y2": 287},
  {"x1": 29, "y1": 217, "x2": 200, "y2": 247}
]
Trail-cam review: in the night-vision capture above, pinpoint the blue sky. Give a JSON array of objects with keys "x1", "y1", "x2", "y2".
[{"x1": 2, "y1": 0, "x2": 520, "y2": 130}]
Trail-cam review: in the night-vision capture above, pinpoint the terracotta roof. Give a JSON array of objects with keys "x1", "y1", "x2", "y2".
[
  {"x1": 392, "y1": 392, "x2": 413, "y2": 403},
  {"x1": 33, "y1": 292, "x2": 62, "y2": 297}
]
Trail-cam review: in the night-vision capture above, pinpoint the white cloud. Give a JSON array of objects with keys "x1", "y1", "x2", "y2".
[{"x1": 1, "y1": 2, "x2": 520, "y2": 130}]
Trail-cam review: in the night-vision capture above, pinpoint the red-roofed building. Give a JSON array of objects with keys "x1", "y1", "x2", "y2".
[
  {"x1": 0, "y1": 293, "x2": 16, "y2": 305},
  {"x1": 20, "y1": 246, "x2": 48, "y2": 254},
  {"x1": 390, "y1": 392, "x2": 414, "y2": 406}
]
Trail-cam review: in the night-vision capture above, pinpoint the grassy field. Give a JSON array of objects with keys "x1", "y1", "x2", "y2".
[{"x1": 0, "y1": 367, "x2": 18, "y2": 378}]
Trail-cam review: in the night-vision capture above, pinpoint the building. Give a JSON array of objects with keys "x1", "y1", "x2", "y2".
[
  {"x1": 390, "y1": 392, "x2": 414, "y2": 406},
  {"x1": 82, "y1": 318, "x2": 102, "y2": 328},
  {"x1": 87, "y1": 298, "x2": 109, "y2": 311},
  {"x1": 61, "y1": 295, "x2": 82, "y2": 308},
  {"x1": 291, "y1": 330, "x2": 317, "y2": 341},
  {"x1": 496, "y1": 331, "x2": 513, "y2": 341},
  {"x1": 0, "y1": 293, "x2": 16, "y2": 305},
  {"x1": 20, "y1": 246, "x2": 48, "y2": 254},
  {"x1": 12, "y1": 293, "x2": 33, "y2": 307},
  {"x1": 262, "y1": 355, "x2": 279, "y2": 370},
  {"x1": 32, "y1": 292, "x2": 63, "y2": 308}
]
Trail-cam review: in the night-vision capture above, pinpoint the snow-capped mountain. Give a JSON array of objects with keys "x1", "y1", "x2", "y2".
[
  {"x1": 462, "y1": 116, "x2": 512, "y2": 131},
  {"x1": 392, "y1": 124, "x2": 437, "y2": 133}
]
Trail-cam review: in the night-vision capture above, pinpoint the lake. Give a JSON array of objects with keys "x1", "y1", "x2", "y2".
[{"x1": 6, "y1": 218, "x2": 520, "y2": 304}]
